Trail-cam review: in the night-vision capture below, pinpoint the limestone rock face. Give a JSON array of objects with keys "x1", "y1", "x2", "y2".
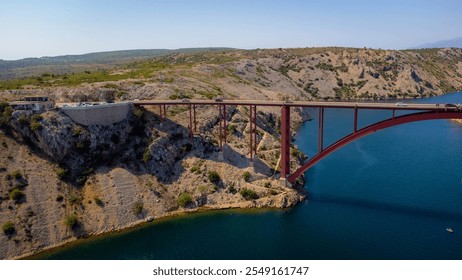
[{"x1": 8, "y1": 109, "x2": 140, "y2": 180}]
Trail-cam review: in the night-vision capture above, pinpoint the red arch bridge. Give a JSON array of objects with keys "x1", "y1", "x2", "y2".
[{"x1": 134, "y1": 100, "x2": 462, "y2": 186}]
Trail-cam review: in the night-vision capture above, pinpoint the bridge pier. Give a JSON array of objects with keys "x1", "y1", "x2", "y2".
[
  {"x1": 279, "y1": 177, "x2": 292, "y2": 188},
  {"x1": 280, "y1": 105, "x2": 291, "y2": 180},
  {"x1": 249, "y1": 105, "x2": 258, "y2": 161},
  {"x1": 318, "y1": 107, "x2": 324, "y2": 153}
]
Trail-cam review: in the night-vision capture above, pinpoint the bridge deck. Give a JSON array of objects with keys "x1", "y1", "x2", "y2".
[{"x1": 133, "y1": 99, "x2": 459, "y2": 111}]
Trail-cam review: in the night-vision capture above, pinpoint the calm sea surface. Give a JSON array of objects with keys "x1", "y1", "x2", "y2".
[{"x1": 37, "y1": 92, "x2": 462, "y2": 260}]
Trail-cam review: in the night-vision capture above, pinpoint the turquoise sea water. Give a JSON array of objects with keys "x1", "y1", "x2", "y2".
[{"x1": 37, "y1": 92, "x2": 462, "y2": 260}]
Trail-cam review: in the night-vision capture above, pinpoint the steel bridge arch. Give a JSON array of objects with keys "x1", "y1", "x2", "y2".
[{"x1": 288, "y1": 110, "x2": 462, "y2": 183}]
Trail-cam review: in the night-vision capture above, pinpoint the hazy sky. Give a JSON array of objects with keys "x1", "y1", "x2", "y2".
[{"x1": 1, "y1": 0, "x2": 461, "y2": 60}]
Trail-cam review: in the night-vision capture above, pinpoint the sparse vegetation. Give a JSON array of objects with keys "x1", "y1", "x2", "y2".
[
  {"x1": 190, "y1": 160, "x2": 204, "y2": 174},
  {"x1": 228, "y1": 185, "x2": 237, "y2": 194},
  {"x1": 56, "y1": 167, "x2": 66, "y2": 179},
  {"x1": 133, "y1": 108, "x2": 144, "y2": 118},
  {"x1": 2, "y1": 221, "x2": 15, "y2": 235},
  {"x1": 0, "y1": 103, "x2": 12, "y2": 128},
  {"x1": 198, "y1": 185, "x2": 208, "y2": 194},
  {"x1": 243, "y1": 171, "x2": 251, "y2": 182},
  {"x1": 64, "y1": 214, "x2": 78, "y2": 228},
  {"x1": 208, "y1": 171, "x2": 220, "y2": 184},
  {"x1": 143, "y1": 148, "x2": 151, "y2": 163},
  {"x1": 69, "y1": 193, "x2": 82, "y2": 205},
  {"x1": 72, "y1": 127, "x2": 83, "y2": 137},
  {"x1": 132, "y1": 201, "x2": 144, "y2": 215},
  {"x1": 18, "y1": 114, "x2": 29, "y2": 125},
  {"x1": 94, "y1": 197, "x2": 104, "y2": 206},
  {"x1": 177, "y1": 192, "x2": 193, "y2": 207},
  {"x1": 10, "y1": 189, "x2": 25, "y2": 201},
  {"x1": 11, "y1": 170, "x2": 22, "y2": 179},
  {"x1": 239, "y1": 188, "x2": 259, "y2": 200}
]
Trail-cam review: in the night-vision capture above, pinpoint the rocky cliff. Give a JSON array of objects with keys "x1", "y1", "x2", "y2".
[{"x1": 0, "y1": 102, "x2": 306, "y2": 259}]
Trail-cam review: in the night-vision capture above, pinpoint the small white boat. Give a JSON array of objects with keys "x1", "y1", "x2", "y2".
[{"x1": 446, "y1": 228, "x2": 454, "y2": 233}]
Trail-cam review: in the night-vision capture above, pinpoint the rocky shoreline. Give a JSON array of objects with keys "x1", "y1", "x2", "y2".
[{"x1": 21, "y1": 197, "x2": 304, "y2": 260}]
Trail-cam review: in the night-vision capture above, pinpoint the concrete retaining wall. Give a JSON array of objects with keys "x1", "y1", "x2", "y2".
[{"x1": 61, "y1": 102, "x2": 131, "y2": 126}]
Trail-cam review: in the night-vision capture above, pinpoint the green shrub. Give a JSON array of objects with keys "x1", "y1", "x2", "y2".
[
  {"x1": 0, "y1": 104, "x2": 12, "y2": 127},
  {"x1": 133, "y1": 108, "x2": 144, "y2": 118},
  {"x1": 208, "y1": 171, "x2": 220, "y2": 184},
  {"x1": 56, "y1": 167, "x2": 66, "y2": 179},
  {"x1": 72, "y1": 127, "x2": 83, "y2": 137},
  {"x1": 190, "y1": 160, "x2": 204, "y2": 174},
  {"x1": 31, "y1": 114, "x2": 43, "y2": 122},
  {"x1": 270, "y1": 190, "x2": 279, "y2": 195},
  {"x1": 94, "y1": 197, "x2": 104, "y2": 206},
  {"x1": 11, "y1": 170, "x2": 22, "y2": 179},
  {"x1": 177, "y1": 192, "x2": 193, "y2": 207},
  {"x1": 81, "y1": 168, "x2": 94, "y2": 176},
  {"x1": 10, "y1": 189, "x2": 25, "y2": 201},
  {"x1": 16, "y1": 181, "x2": 27, "y2": 189},
  {"x1": 18, "y1": 114, "x2": 29, "y2": 124},
  {"x1": 69, "y1": 193, "x2": 82, "y2": 205},
  {"x1": 264, "y1": 182, "x2": 271, "y2": 188},
  {"x1": 2, "y1": 221, "x2": 15, "y2": 235},
  {"x1": 198, "y1": 185, "x2": 208, "y2": 194},
  {"x1": 29, "y1": 121, "x2": 42, "y2": 132},
  {"x1": 143, "y1": 149, "x2": 151, "y2": 163},
  {"x1": 239, "y1": 188, "x2": 259, "y2": 200},
  {"x1": 242, "y1": 171, "x2": 251, "y2": 182},
  {"x1": 132, "y1": 201, "x2": 144, "y2": 215},
  {"x1": 64, "y1": 214, "x2": 78, "y2": 228},
  {"x1": 75, "y1": 141, "x2": 86, "y2": 150},
  {"x1": 228, "y1": 185, "x2": 237, "y2": 194}
]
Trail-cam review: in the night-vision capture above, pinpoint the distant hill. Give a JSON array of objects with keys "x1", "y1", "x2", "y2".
[
  {"x1": 0, "y1": 48, "x2": 234, "y2": 80},
  {"x1": 1, "y1": 47, "x2": 462, "y2": 102},
  {"x1": 414, "y1": 37, "x2": 462, "y2": 49}
]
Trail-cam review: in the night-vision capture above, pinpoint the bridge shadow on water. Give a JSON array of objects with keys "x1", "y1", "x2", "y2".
[{"x1": 309, "y1": 194, "x2": 462, "y2": 221}]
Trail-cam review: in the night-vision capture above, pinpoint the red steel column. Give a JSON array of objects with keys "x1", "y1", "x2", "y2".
[
  {"x1": 189, "y1": 104, "x2": 193, "y2": 144},
  {"x1": 219, "y1": 105, "x2": 223, "y2": 150},
  {"x1": 254, "y1": 105, "x2": 257, "y2": 154},
  {"x1": 193, "y1": 105, "x2": 197, "y2": 132},
  {"x1": 354, "y1": 107, "x2": 358, "y2": 133},
  {"x1": 223, "y1": 105, "x2": 227, "y2": 143},
  {"x1": 249, "y1": 105, "x2": 253, "y2": 160},
  {"x1": 318, "y1": 107, "x2": 324, "y2": 153},
  {"x1": 281, "y1": 106, "x2": 291, "y2": 179}
]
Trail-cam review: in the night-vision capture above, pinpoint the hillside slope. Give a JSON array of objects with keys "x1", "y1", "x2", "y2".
[{"x1": 1, "y1": 47, "x2": 461, "y2": 102}]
